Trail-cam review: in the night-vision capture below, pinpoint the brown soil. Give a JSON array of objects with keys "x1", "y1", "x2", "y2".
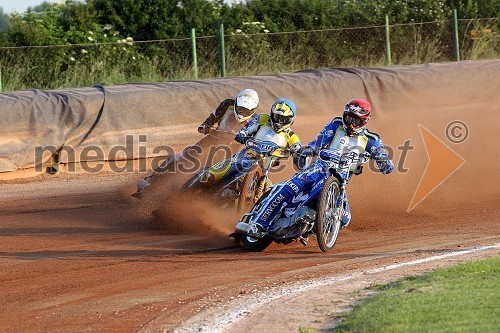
[{"x1": 1, "y1": 109, "x2": 499, "y2": 333}]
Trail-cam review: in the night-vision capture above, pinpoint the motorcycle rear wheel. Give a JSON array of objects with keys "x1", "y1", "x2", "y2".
[
  {"x1": 315, "y1": 176, "x2": 342, "y2": 252},
  {"x1": 241, "y1": 190, "x2": 273, "y2": 252},
  {"x1": 237, "y1": 166, "x2": 263, "y2": 213}
]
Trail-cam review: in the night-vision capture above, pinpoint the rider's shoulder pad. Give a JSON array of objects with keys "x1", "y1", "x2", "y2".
[
  {"x1": 323, "y1": 117, "x2": 342, "y2": 131},
  {"x1": 364, "y1": 128, "x2": 382, "y2": 141}
]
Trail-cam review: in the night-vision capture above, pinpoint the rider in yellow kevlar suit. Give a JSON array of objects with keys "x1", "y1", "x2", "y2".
[{"x1": 199, "y1": 98, "x2": 301, "y2": 187}]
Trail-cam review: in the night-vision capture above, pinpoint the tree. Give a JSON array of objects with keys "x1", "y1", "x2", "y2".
[
  {"x1": 446, "y1": 0, "x2": 499, "y2": 18},
  {"x1": 89, "y1": 0, "x2": 182, "y2": 40},
  {"x1": 89, "y1": 0, "x2": 235, "y2": 40}
]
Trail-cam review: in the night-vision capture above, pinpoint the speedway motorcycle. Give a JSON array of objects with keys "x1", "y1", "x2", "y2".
[
  {"x1": 180, "y1": 138, "x2": 291, "y2": 213},
  {"x1": 232, "y1": 147, "x2": 369, "y2": 252}
]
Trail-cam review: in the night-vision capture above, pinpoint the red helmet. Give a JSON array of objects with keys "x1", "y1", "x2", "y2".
[{"x1": 343, "y1": 99, "x2": 372, "y2": 135}]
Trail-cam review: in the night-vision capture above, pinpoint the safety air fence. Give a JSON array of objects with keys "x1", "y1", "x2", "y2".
[{"x1": 0, "y1": 60, "x2": 499, "y2": 175}]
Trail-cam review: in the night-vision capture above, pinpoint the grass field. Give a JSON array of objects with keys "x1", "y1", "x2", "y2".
[{"x1": 334, "y1": 256, "x2": 500, "y2": 333}]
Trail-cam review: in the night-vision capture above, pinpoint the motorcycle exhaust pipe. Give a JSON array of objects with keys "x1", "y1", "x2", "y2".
[{"x1": 234, "y1": 222, "x2": 264, "y2": 239}]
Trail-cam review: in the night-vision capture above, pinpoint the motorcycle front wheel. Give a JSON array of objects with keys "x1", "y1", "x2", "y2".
[
  {"x1": 315, "y1": 176, "x2": 342, "y2": 252},
  {"x1": 237, "y1": 166, "x2": 263, "y2": 214},
  {"x1": 241, "y1": 190, "x2": 273, "y2": 252}
]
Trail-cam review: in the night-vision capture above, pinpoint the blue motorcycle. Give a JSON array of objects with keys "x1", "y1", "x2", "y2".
[
  {"x1": 232, "y1": 148, "x2": 369, "y2": 252},
  {"x1": 180, "y1": 138, "x2": 292, "y2": 213}
]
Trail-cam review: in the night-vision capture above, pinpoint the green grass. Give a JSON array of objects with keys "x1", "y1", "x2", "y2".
[{"x1": 335, "y1": 256, "x2": 500, "y2": 333}]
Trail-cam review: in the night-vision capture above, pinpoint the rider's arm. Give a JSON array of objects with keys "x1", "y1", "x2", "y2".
[
  {"x1": 286, "y1": 130, "x2": 302, "y2": 153},
  {"x1": 235, "y1": 114, "x2": 261, "y2": 143},
  {"x1": 238, "y1": 114, "x2": 262, "y2": 136},
  {"x1": 366, "y1": 132, "x2": 394, "y2": 174},
  {"x1": 307, "y1": 118, "x2": 342, "y2": 153},
  {"x1": 200, "y1": 98, "x2": 234, "y2": 128}
]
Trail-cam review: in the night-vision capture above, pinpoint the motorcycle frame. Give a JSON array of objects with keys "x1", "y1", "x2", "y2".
[
  {"x1": 183, "y1": 140, "x2": 290, "y2": 206},
  {"x1": 240, "y1": 149, "x2": 361, "y2": 238}
]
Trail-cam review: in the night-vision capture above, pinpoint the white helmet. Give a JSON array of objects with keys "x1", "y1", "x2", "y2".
[{"x1": 234, "y1": 89, "x2": 259, "y2": 122}]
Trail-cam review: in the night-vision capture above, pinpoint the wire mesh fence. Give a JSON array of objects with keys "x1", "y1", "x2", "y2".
[
  {"x1": 225, "y1": 25, "x2": 389, "y2": 75},
  {"x1": 0, "y1": 18, "x2": 497, "y2": 91}
]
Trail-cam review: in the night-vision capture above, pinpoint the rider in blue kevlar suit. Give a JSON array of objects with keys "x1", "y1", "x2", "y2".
[{"x1": 251, "y1": 99, "x2": 394, "y2": 231}]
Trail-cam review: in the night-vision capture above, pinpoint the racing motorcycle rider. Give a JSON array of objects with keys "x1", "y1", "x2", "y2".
[
  {"x1": 198, "y1": 98, "x2": 302, "y2": 196},
  {"x1": 197, "y1": 88, "x2": 260, "y2": 135},
  {"x1": 133, "y1": 89, "x2": 259, "y2": 198},
  {"x1": 244, "y1": 98, "x2": 394, "y2": 236}
]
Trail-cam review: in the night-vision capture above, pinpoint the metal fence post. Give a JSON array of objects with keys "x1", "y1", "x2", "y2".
[
  {"x1": 451, "y1": 9, "x2": 460, "y2": 61},
  {"x1": 0, "y1": 64, "x2": 3, "y2": 92},
  {"x1": 218, "y1": 23, "x2": 226, "y2": 77},
  {"x1": 191, "y1": 28, "x2": 198, "y2": 80},
  {"x1": 385, "y1": 15, "x2": 392, "y2": 66}
]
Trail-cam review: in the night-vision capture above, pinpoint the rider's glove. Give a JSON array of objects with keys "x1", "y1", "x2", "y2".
[
  {"x1": 289, "y1": 143, "x2": 302, "y2": 154},
  {"x1": 297, "y1": 146, "x2": 316, "y2": 157},
  {"x1": 373, "y1": 150, "x2": 394, "y2": 175},
  {"x1": 198, "y1": 124, "x2": 211, "y2": 134},
  {"x1": 378, "y1": 160, "x2": 394, "y2": 175},
  {"x1": 235, "y1": 131, "x2": 249, "y2": 144},
  {"x1": 293, "y1": 146, "x2": 316, "y2": 171}
]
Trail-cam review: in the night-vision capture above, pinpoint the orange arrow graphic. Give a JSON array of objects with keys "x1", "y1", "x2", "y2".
[{"x1": 408, "y1": 124, "x2": 465, "y2": 212}]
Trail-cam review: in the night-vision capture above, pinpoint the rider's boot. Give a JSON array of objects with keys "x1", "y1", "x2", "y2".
[
  {"x1": 132, "y1": 178, "x2": 151, "y2": 199},
  {"x1": 299, "y1": 228, "x2": 314, "y2": 246},
  {"x1": 299, "y1": 234, "x2": 310, "y2": 246}
]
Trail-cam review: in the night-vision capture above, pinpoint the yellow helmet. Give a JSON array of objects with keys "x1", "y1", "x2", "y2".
[{"x1": 270, "y1": 98, "x2": 296, "y2": 132}]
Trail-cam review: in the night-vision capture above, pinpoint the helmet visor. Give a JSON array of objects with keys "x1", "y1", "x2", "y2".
[
  {"x1": 272, "y1": 113, "x2": 293, "y2": 125},
  {"x1": 343, "y1": 114, "x2": 364, "y2": 128},
  {"x1": 235, "y1": 105, "x2": 254, "y2": 117}
]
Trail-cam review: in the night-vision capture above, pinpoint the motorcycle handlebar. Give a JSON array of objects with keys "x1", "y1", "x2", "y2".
[{"x1": 246, "y1": 139, "x2": 292, "y2": 158}]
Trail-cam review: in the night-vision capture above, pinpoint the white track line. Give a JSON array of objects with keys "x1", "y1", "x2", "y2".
[
  {"x1": 367, "y1": 244, "x2": 500, "y2": 273},
  {"x1": 174, "y1": 243, "x2": 500, "y2": 333}
]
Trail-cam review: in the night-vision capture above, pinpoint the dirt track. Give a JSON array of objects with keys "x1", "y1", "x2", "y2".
[
  {"x1": 1, "y1": 94, "x2": 499, "y2": 332},
  {"x1": 0, "y1": 166, "x2": 498, "y2": 333}
]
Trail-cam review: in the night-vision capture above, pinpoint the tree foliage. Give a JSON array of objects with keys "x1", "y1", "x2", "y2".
[
  {"x1": 0, "y1": 0, "x2": 497, "y2": 45},
  {"x1": 0, "y1": 0, "x2": 497, "y2": 90},
  {"x1": 88, "y1": 0, "x2": 229, "y2": 39}
]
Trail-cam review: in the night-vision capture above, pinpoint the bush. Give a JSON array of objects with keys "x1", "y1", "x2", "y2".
[{"x1": 0, "y1": 0, "x2": 497, "y2": 90}]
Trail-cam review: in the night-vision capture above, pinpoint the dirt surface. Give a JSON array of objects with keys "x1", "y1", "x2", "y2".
[
  {"x1": 175, "y1": 245, "x2": 500, "y2": 333},
  {"x1": 1, "y1": 100, "x2": 499, "y2": 333},
  {"x1": 0, "y1": 167, "x2": 498, "y2": 333}
]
